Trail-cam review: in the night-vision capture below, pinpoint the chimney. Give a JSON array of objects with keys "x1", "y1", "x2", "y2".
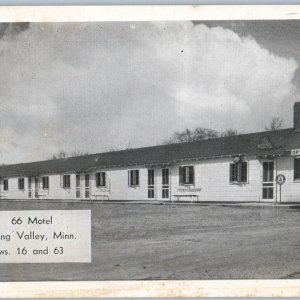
[{"x1": 294, "y1": 102, "x2": 300, "y2": 131}]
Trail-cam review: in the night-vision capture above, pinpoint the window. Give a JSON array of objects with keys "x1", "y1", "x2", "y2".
[
  {"x1": 294, "y1": 158, "x2": 300, "y2": 180},
  {"x1": 129, "y1": 170, "x2": 139, "y2": 186},
  {"x1": 263, "y1": 161, "x2": 274, "y2": 182},
  {"x1": 76, "y1": 174, "x2": 81, "y2": 198},
  {"x1": 162, "y1": 168, "x2": 169, "y2": 185},
  {"x1": 62, "y1": 175, "x2": 71, "y2": 188},
  {"x1": 96, "y1": 172, "x2": 106, "y2": 187},
  {"x1": 34, "y1": 177, "x2": 39, "y2": 198},
  {"x1": 42, "y1": 176, "x2": 49, "y2": 189},
  {"x1": 148, "y1": 169, "x2": 154, "y2": 198},
  {"x1": 179, "y1": 166, "x2": 194, "y2": 185},
  {"x1": 230, "y1": 162, "x2": 248, "y2": 183},
  {"x1": 3, "y1": 179, "x2": 8, "y2": 191},
  {"x1": 85, "y1": 174, "x2": 90, "y2": 198},
  {"x1": 85, "y1": 174, "x2": 90, "y2": 187},
  {"x1": 18, "y1": 178, "x2": 25, "y2": 190},
  {"x1": 162, "y1": 168, "x2": 169, "y2": 199},
  {"x1": 148, "y1": 169, "x2": 154, "y2": 186},
  {"x1": 76, "y1": 174, "x2": 81, "y2": 187},
  {"x1": 28, "y1": 177, "x2": 32, "y2": 198},
  {"x1": 162, "y1": 189, "x2": 169, "y2": 198}
]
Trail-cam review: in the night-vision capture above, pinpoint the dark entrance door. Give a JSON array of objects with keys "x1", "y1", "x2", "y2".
[{"x1": 262, "y1": 161, "x2": 274, "y2": 200}]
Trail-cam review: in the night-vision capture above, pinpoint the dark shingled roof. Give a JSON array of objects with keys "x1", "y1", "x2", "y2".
[{"x1": 0, "y1": 128, "x2": 300, "y2": 178}]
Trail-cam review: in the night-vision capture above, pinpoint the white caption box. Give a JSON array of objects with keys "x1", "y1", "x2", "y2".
[{"x1": 0, "y1": 210, "x2": 91, "y2": 263}]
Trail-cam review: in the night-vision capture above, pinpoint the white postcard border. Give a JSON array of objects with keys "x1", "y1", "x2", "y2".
[{"x1": 0, "y1": 4, "x2": 300, "y2": 297}]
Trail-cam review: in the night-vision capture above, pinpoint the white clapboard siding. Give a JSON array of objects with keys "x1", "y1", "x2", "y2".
[
  {"x1": 169, "y1": 157, "x2": 261, "y2": 202},
  {"x1": 2, "y1": 156, "x2": 300, "y2": 202}
]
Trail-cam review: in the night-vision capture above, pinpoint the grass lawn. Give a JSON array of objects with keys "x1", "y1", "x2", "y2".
[{"x1": 0, "y1": 201, "x2": 300, "y2": 281}]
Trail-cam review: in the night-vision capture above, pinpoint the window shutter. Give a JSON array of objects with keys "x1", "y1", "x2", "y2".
[
  {"x1": 103, "y1": 173, "x2": 106, "y2": 187},
  {"x1": 60, "y1": 175, "x2": 63, "y2": 188},
  {"x1": 230, "y1": 164, "x2": 234, "y2": 182},
  {"x1": 128, "y1": 171, "x2": 130, "y2": 186},
  {"x1": 294, "y1": 159, "x2": 300, "y2": 180},
  {"x1": 179, "y1": 167, "x2": 183, "y2": 185},
  {"x1": 136, "y1": 170, "x2": 139, "y2": 186},
  {"x1": 189, "y1": 167, "x2": 194, "y2": 184},
  {"x1": 95, "y1": 173, "x2": 98, "y2": 187},
  {"x1": 184, "y1": 167, "x2": 188, "y2": 184},
  {"x1": 241, "y1": 162, "x2": 247, "y2": 182}
]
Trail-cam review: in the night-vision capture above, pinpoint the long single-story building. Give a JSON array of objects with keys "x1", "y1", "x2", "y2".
[{"x1": 1, "y1": 103, "x2": 300, "y2": 203}]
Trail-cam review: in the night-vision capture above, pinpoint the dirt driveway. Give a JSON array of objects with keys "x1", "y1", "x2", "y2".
[{"x1": 0, "y1": 201, "x2": 299, "y2": 281}]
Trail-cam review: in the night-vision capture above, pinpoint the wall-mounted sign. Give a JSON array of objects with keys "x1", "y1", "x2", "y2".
[
  {"x1": 291, "y1": 149, "x2": 300, "y2": 156},
  {"x1": 276, "y1": 174, "x2": 286, "y2": 204},
  {"x1": 276, "y1": 174, "x2": 286, "y2": 185},
  {"x1": 257, "y1": 137, "x2": 273, "y2": 149},
  {"x1": 233, "y1": 155, "x2": 241, "y2": 163}
]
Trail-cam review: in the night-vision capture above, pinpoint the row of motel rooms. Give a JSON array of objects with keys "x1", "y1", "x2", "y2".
[
  {"x1": 0, "y1": 159, "x2": 299, "y2": 201},
  {"x1": 1, "y1": 103, "x2": 300, "y2": 202}
]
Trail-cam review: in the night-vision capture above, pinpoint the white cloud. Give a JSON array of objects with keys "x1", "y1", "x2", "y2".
[
  {"x1": 148, "y1": 23, "x2": 298, "y2": 130},
  {"x1": 0, "y1": 22, "x2": 298, "y2": 163}
]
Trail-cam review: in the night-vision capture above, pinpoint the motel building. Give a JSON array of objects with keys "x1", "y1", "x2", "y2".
[{"x1": 1, "y1": 103, "x2": 300, "y2": 203}]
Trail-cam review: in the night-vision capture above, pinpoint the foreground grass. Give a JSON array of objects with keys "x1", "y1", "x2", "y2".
[{"x1": 0, "y1": 201, "x2": 299, "y2": 281}]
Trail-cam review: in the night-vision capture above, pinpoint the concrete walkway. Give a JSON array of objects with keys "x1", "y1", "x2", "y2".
[
  {"x1": 3, "y1": 199, "x2": 300, "y2": 208},
  {"x1": 115, "y1": 200, "x2": 300, "y2": 208}
]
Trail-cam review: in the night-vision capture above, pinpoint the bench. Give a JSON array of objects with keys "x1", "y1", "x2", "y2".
[
  {"x1": 37, "y1": 190, "x2": 48, "y2": 199},
  {"x1": 172, "y1": 188, "x2": 201, "y2": 203},
  {"x1": 92, "y1": 193, "x2": 109, "y2": 201},
  {"x1": 172, "y1": 194, "x2": 199, "y2": 203},
  {"x1": 0, "y1": 193, "x2": 7, "y2": 200}
]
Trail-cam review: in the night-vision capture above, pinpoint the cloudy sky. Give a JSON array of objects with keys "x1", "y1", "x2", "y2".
[{"x1": 0, "y1": 20, "x2": 299, "y2": 164}]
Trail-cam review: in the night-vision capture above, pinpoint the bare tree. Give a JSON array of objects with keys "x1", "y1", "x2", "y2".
[
  {"x1": 193, "y1": 128, "x2": 219, "y2": 140},
  {"x1": 220, "y1": 129, "x2": 239, "y2": 137},
  {"x1": 49, "y1": 150, "x2": 68, "y2": 160},
  {"x1": 49, "y1": 150, "x2": 89, "y2": 160},
  {"x1": 265, "y1": 117, "x2": 283, "y2": 131},
  {"x1": 165, "y1": 129, "x2": 194, "y2": 144},
  {"x1": 164, "y1": 127, "x2": 238, "y2": 144},
  {"x1": 164, "y1": 127, "x2": 219, "y2": 144},
  {"x1": 70, "y1": 150, "x2": 89, "y2": 157},
  {"x1": 108, "y1": 142, "x2": 133, "y2": 152}
]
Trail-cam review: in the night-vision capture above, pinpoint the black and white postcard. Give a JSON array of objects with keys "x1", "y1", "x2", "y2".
[{"x1": 0, "y1": 5, "x2": 300, "y2": 297}]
